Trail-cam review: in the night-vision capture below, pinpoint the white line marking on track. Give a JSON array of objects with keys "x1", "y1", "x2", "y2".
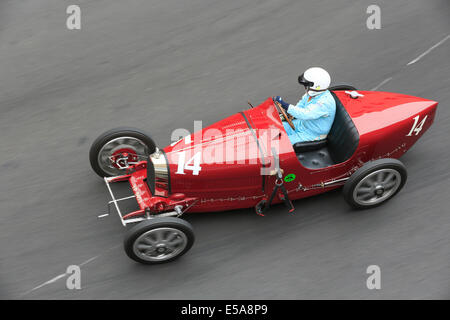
[
  {"x1": 407, "y1": 34, "x2": 450, "y2": 66},
  {"x1": 79, "y1": 255, "x2": 99, "y2": 266},
  {"x1": 371, "y1": 77, "x2": 393, "y2": 91},
  {"x1": 20, "y1": 245, "x2": 121, "y2": 297},
  {"x1": 20, "y1": 273, "x2": 67, "y2": 297}
]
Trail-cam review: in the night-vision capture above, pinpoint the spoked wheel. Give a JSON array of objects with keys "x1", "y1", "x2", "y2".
[
  {"x1": 124, "y1": 217, "x2": 195, "y2": 264},
  {"x1": 89, "y1": 127, "x2": 156, "y2": 177},
  {"x1": 343, "y1": 159, "x2": 407, "y2": 209}
]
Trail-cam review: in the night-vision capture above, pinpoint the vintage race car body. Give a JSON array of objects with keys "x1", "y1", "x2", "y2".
[
  {"x1": 105, "y1": 90, "x2": 437, "y2": 223},
  {"x1": 94, "y1": 88, "x2": 438, "y2": 263}
]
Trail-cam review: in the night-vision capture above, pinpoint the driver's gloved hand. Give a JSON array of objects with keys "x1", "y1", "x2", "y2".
[{"x1": 275, "y1": 96, "x2": 290, "y2": 111}]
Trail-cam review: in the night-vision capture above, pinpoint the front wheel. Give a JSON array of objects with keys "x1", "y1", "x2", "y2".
[
  {"x1": 89, "y1": 127, "x2": 156, "y2": 177},
  {"x1": 343, "y1": 159, "x2": 407, "y2": 209},
  {"x1": 124, "y1": 217, "x2": 195, "y2": 264}
]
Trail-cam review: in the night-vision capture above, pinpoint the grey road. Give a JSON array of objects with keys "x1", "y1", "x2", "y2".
[{"x1": 0, "y1": 0, "x2": 449, "y2": 299}]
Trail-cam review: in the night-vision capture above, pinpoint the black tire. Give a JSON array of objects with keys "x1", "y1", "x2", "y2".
[
  {"x1": 124, "y1": 217, "x2": 195, "y2": 265},
  {"x1": 343, "y1": 158, "x2": 407, "y2": 209},
  {"x1": 329, "y1": 85, "x2": 357, "y2": 91},
  {"x1": 89, "y1": 127, "x2": 156, "y2": 177}
]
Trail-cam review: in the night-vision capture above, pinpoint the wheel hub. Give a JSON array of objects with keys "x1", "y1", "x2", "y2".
[
  {"x1": 374, "y1": 185, "x2": 385, "y2": 196},
  {"x1": 156, "y1": 243, "x2": 167, "y2": 253},
  {"x1": 352, "y1": 168, "x2": 402, "y2": 206},
  {"x1": 110, "y1": 148, "x2": 138, "y2": 169},
  {"x1": 133, "y1": 227, "x2": 188, "y2": 262},
  {"x1": 97, "y1": 136, "x2": 148, "y2": 176}
]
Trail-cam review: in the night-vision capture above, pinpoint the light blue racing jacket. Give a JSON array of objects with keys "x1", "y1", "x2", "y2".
[{"x1": 282, "y1": 90, "x2": 336, "y2": 144}]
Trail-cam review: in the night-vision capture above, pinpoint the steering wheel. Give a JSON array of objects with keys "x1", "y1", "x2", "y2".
[{"x1": 273, "y1": 98, "x2": 295, "y2": 130}]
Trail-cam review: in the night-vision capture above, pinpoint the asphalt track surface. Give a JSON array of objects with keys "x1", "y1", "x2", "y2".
[{"x1": 0, "y1": 0, "x2": 449, "y2": 299}]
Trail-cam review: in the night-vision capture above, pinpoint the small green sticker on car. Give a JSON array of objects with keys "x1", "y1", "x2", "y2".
[{"x1": 284, "y1": 174, "x2": 296, "y2": 182}]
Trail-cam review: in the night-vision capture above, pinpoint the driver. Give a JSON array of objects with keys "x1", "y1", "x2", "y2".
[{"x1": 275, "y1": 67, "x2": 336, "y2": 145}]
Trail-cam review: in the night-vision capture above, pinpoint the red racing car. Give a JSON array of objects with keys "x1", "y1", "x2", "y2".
[{"x1": 89, "y1": 85, "x2": 438, "y2": 264}]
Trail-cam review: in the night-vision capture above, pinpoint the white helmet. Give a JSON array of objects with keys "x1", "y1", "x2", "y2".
[{"x1": 298, "y1": 67, "x2": 331, "y2": 97}]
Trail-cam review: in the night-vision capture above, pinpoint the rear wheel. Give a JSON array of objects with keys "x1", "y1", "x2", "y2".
[
  {"x1": 343, "y1": 159, "x2": 407, "y2": 209},
  {"x1": 124, "y1": 217, "x2": 195, "y2": 264},
  {"x1": 89, "y1": 127, "x2": 156, "y2": 177}
]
